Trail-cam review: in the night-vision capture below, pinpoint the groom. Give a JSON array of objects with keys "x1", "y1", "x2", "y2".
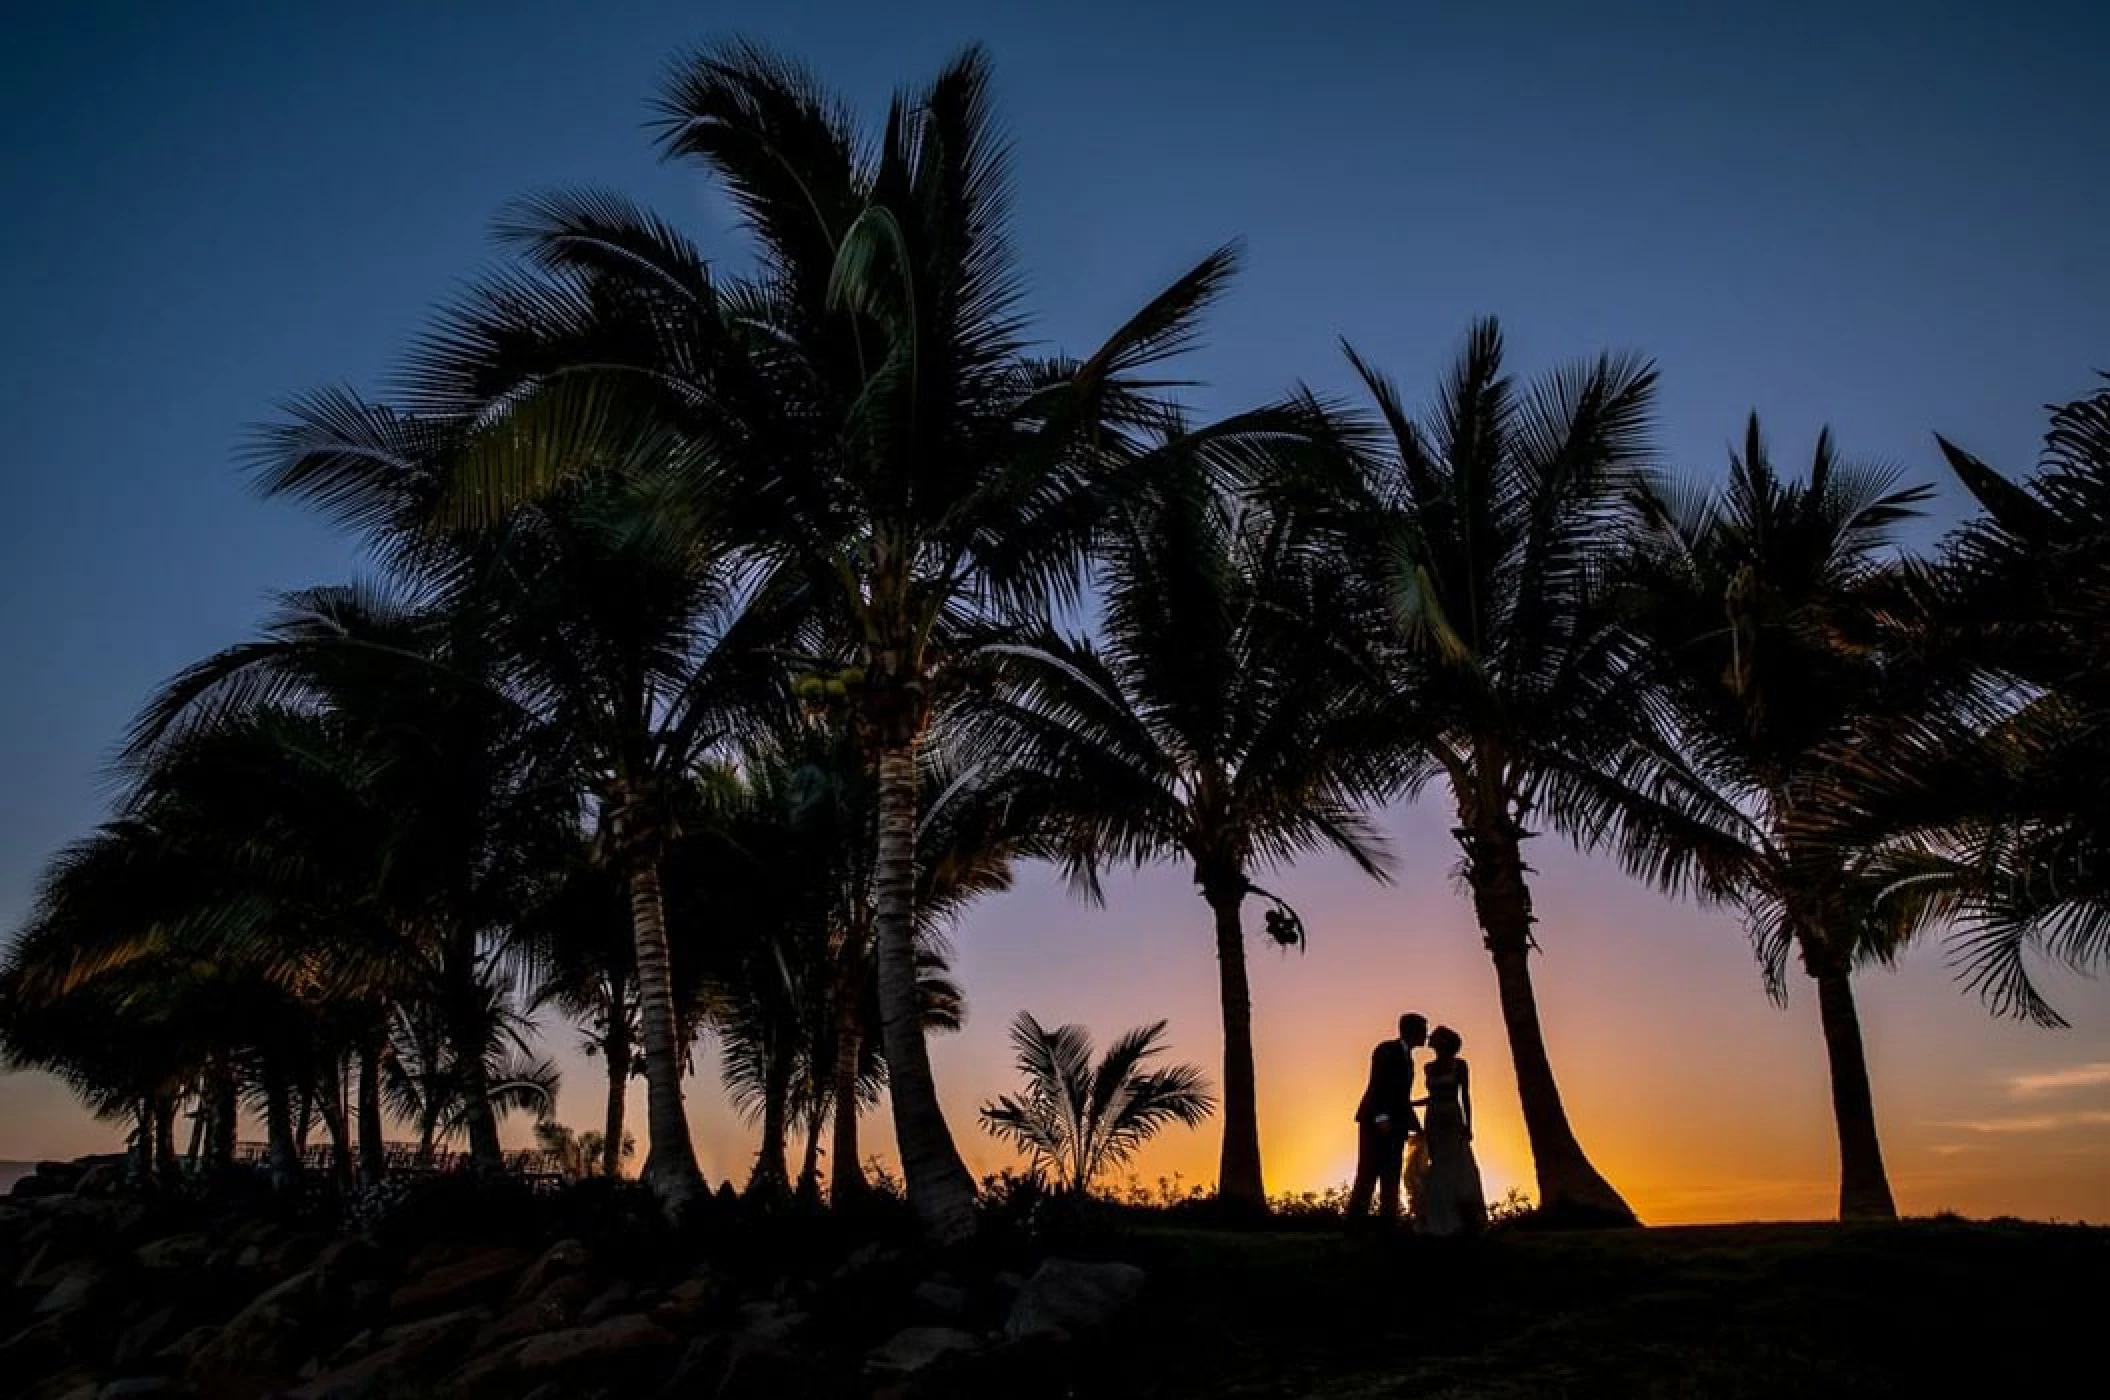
[{"x1": 1347, "y1": 1012, "x2": 1427, "y2": 1227}]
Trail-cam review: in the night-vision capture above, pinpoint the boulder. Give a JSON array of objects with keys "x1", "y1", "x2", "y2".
[
  {"x1": 507, "y1": 1238, "x2": 590, "y2": 1303},
  {"x1": 134, "y1": 1233, "x2": 209, "y2": 1272},
  {"x1": 184, "y1": 1267, "x2": 329, "y2": 1398},
  {"x1": 576, "y1": 1278, "x2": 637, "y2": 1324},
  {"x1": 865, "y1": 1326, "x2": 982, "y2": 1378},
  {"x1": 909, "y1": 1278, "x2": 972, "y2": 1325},
  {"x1": 283, "y1": 1306, "x2": 488, "y2": 1400},
  {"x1": 387, "y1": 1246, "x2": 530, "y2": 1318},
  {"x1": 514, "y1": 1312, "x2": 676, "y2": 1374},
  {"x1": 732, "y1": 1300, "x2": 807, "y2": 1348},
  {"x1": 647, "y1": 1268, "x2": 732, "y2": 1330},
  {"x1": 477, "y1": 1273, "x2": 600, "y2": 1349},
  {"x1": 154, "y1": 1324, "x2": 219, "y2": 1367},
  {"x1": 73, "y1": 1164, "x2": 123, "y2": 1198},
  {"x1": 34, "y1": 1263, "x2": 101, "y2": 1316},
  {"x1": 111, "y1": 1304, "x2": 181, "y2": 1370},
  {"x1": 96, "y1": 1381, "x2": 170, "y2": 1399},
  {"x1": 0, "y1": 1315, "x2": 68, "y2": 1377},
  {"x1": 1004, "y1": 1259, "x2": 1146, "y2": 1340}
]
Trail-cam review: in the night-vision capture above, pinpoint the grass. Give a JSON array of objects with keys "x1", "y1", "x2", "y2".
[{"x1": 942, "y1": 1216, "x2": 2110, "y2": 1398}]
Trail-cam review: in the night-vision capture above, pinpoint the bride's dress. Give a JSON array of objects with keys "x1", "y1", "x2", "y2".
[{"x1": 1410, "y1": 1060, "x2": 1488, "y2": 1236}]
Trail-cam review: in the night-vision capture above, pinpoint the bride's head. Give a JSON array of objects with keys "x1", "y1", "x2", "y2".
[{"x1": 1429, "y1": 1026, "x2": 1463, "y2": 1059}]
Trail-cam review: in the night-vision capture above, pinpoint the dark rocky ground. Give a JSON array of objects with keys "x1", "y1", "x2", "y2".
[{"x1": 4, "y1": 1159, "x2": 2104, "y2": 1398}]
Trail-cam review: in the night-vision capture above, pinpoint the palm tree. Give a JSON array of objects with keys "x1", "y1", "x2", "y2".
[
  {"x1": 1623, "y1": 416, "x2": 1942, "y2": 1219},
  {"x1": 123, "y1": 587, "x2": 581, "y2": 1174},
  {"x1": 380, "y1": 978, "x2": 561, "y2": 1163},
  {"x1": 1320, "y1": 320, "x2": 1655, "y2": 1224},
  {"x1": 402, "y1": 43, "x2": 1305, "y2": 1240},
  {"x1": 523, "y1": 849, "x2": 641, "y2": 1180},
  {"x1": 979, "y1": 1013, "x2": 1214, "y2": 1195},
  {"x1": 682, "y1": 738, "x2": 984, "y2": 1202},
  {"x1": 1822, "y1": 379, "x2": 2110, "y2": 1026},
  {"x1": 967, "y1": 465, "x2": 1397, "y2": 1207}
]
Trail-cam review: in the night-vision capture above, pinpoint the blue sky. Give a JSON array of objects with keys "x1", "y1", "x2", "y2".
[{"x1": 4, "y1": 2, "x2": 2107, "y2": 1216}]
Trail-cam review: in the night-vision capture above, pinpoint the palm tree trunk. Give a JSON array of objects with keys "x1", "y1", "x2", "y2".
[
  {"x1": 626, "y1": 854, "x2": 705, "y2": 1209},
  {"x1": 601, "y1": 979, "x2": 631, "y2": 1179},
  {"x1": 153, "y1": 1096, "x2": 181, "y2": 1189},
  {"x1": 1467, "y1": 816, "x2": 1638, "y2": 1225},
  {"x1": 318, "y1": 1080, "x2": 354, "y2": 1195},
  {"x1": 798, "y1": 1104, "x2": 825, "y2": 1202},
  {"x1": 1205, "y1": 884, "x2": 1267, "y2": 1209},
  {"x1": 749, "y1": 1051, "x2": 793, "y2": 1199},
  {"x1": 829, "y1": 1016, "x2": 866, "y2": 1205},
  {"x1": 184, "y1": 1088, "x2": 207, "y2": 1167},
  {"x1": 357, "y1": 1041, "x2": 386, "y2": 1188},
  {"x1": 1812, "y1": 960, "x2": 1898, "y2": 1221},
  {"x1": 873, "y1": 741, "x2": 978, "y2": 1243},
  {"x1": 453, "y1": 1032, "x2": 504, "y2": 1172},
  {"x1": 262, "y1": 1061, "x2": 300, "y2": 1191},
  {"x1": 208, "y1": 1053, "x2": 239, "y2": 1172}
]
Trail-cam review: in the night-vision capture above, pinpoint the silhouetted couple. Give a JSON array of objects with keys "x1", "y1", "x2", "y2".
[{"x1": 1348, "y1": 1012, "x2": 1487, "y2": 1236}]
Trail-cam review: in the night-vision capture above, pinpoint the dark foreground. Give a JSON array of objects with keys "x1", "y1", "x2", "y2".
[{"x1": 3, "y1": 1165, "x2": 2103, "y2": 1399}]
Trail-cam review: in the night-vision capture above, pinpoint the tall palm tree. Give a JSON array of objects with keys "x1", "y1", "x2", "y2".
[
  {"x1": 979, "y1": 1013, "x2": 1214, "y2": 1195},
  {"x1": 1319, "y1": 320, "x2": 1656, "y2": 1224},
  {"x1": 403, "y1": 43, "x2": 1306, "y2": 1239},
  {"x1": 1623, "y1": 417, "x2": 1941, "y2": 1219},
  {"x1": 967, "y1": 466, "x2": 1397, "y2": 1207}
]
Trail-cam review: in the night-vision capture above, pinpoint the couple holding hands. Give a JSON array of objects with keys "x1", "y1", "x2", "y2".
[{"x1": 1347, "y1": 1012, "x2": 1488, "y2": 1236}]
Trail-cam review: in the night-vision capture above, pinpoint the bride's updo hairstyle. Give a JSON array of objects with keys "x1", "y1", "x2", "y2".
[{"x1": 1429, "y1": 1026, "x2": 1463, "y2": 1057}]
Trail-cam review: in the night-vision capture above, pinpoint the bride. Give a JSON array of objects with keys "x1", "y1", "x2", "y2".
[{"x1": 1410, "y1": 1025, "x2": 1488, "y2": 1236}]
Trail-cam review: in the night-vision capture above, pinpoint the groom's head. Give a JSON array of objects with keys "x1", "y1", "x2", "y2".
[{"x1": 1398, "y1": 1013, "x2": 1428, "y2": 1047}]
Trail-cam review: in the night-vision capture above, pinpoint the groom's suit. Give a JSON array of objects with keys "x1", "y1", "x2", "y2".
[{"x1": 1348, "y1": 1040, "x2": 1419, "y2": 1223}]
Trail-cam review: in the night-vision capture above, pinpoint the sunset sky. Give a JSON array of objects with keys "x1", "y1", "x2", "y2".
[{"x1": 3, "y1": 1, "x2": 2107, "y2": 1224}]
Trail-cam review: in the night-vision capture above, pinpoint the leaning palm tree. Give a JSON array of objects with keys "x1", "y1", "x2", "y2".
[
  {"x1": 979, "y1": 1013, "x2": 1215, "y2": 1196},
  {"x1": 966, "y1": 466, "x2": 1397, "y2": 1208},
  {"x1": 1623, "y1": 416, "x2": 1942, "y2": 1219},
  {"x1": 1320, "y1": 319, "x2": 1656, "y2": 1224},
  {"x1": 406, "y1": 43, "x2": 1310, "y2": 1239}
]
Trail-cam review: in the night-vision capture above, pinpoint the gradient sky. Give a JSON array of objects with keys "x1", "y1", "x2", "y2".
[{"x1": 4, "y1": 1, "x2": 2108, "y2": 1223}]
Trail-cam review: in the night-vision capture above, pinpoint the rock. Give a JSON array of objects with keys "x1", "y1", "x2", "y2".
[
  {"x1": 185, "y1": 1267, "x2": 329, "y2": 1398},
  {"x1": 96, "y1": 1381, "x2": 170, "y2": 1399},
  {"x1": 716, "y1": 1332, "x2": 821, "y2": 1400},
  {"x1": 910, "y1": 1278, "x2": 972, "y2": 1325},
  {"x1": 733, "y1": 1300, "x2": 807, "y2": 1348},
  {"x1": 73, "y1": 1163, "x2": 123, "y2": 1197},
  {"x1": 576, "y1": 1278, "x2": 636, "y2": 1324},
  {"x1": 154, "y1": 1324, "x2": 219, "y2": 1367},
  {"x1": 284, "y1": 1306, "x2": 488, "y2": 1400},
  {"x1": 135, "y1": 1233, "x2": 210, "y2": 1271},
  {"x1": 0, "y1": 1315, "x2": 68, "y2": 1376},
  {"x1": 865, "y1": 1326, "x2": 982, "y2": 1377},
  {"x1": 1004, "y1": 1259, "x2": 1146, "y2": 1340},
  {"x1": 478, "y1": 1273, "x2": 600, "y2": 1349},
  {"x1": 10, "y1": 1174, "x2": 64, "y2": 1200},
  {"x1": 515, "y1": 1313, "x2": 676, "y2": 1374},
  {"x1": 439, "y1": 1337, "x2": 531, "y2": 1397},
  {"x1": 34, "y1": 1264, "x2": 100, "y2": 1315},
  {"x1": 648, "y1": 1269, "x2": 732, "y2": 1330},
  {"x1": 311, "y1": 1235, "x2": 379, "y2": 1288},
  {"x1": 507, "y1": 1238, "x2": 590, "y2": 1302},
  {"x1": 387, "y1": 1246, "x2": 530, "y2": 1318},
  {"x1": 654, "y1": 1332, "x2": 732, "y2": 1398},
  {"x1": 111, "y1": 1304, "x2": 181, "y2": 1369}
]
